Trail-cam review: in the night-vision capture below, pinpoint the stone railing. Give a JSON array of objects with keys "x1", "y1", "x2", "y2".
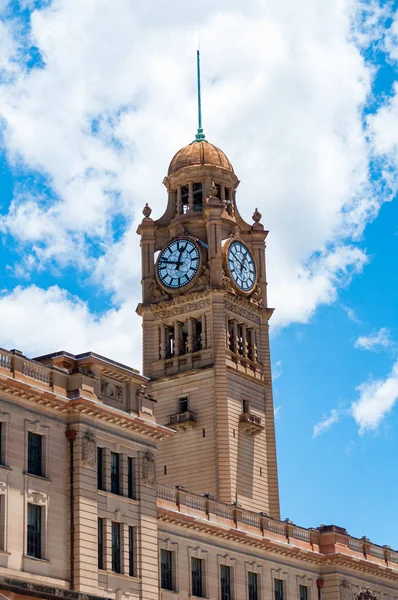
[
  {"x1": 225, "y1": 349, "x2": 263, "y2": 380},
  {"x1": 0, "y1": 347, "x2": 52, "y2": 388},
  {"x1": 157, "y1": 484, "x2": 398, "y2": 568}
]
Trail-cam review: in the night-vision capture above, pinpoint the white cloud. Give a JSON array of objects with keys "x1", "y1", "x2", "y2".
[
  {"x1": 0, "y1": 0, "x2": 393, "y2": 357},
  {"x1": 352, "y1": 360, "x2": 398, "y2": 433},
  {"x1": 272, "y1": 360, "x2": 283, "y2": 381},
  {"x1": 342, "y1": 304, "x2": 362, "y2": 324},
  {"x1": 312, "y1": 409, "x2": 340, "y2": 438},
  {"x1": 0, "y1": 285, "x2": 142, "y2": 368},
  {"x1": 354, "y1": 327, "x2": 393, "y2": 351}
]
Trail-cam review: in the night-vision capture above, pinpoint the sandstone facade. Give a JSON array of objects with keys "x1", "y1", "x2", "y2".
[{"x1": 0, "y1": 138, "x2": 395, "y2": 600}]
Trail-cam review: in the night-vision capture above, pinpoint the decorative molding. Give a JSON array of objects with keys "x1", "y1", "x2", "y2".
[
  {"x1": 154, "y1": 297, "x2": 211, "y2": 320},
  {"x1": 81, "y1": 432, "x2": 96, "y2": 468},
  {"x1": 225, "y1": 299, "x2": 261, "y2": 324},
  {"x1": 142, "y1": 452, "x2": 156, "y2": 486},
  {"x1": 355, "y1": 591, "x2": 378, "y2": 600},
  {"x1": 100, "y1": 379, "x2": 123, "y2": 403},
  {"x1": 341, "y1": 581, "x2": 353, "y2": 600}
]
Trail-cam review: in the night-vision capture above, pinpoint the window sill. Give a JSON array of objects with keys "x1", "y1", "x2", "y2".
[
  {"x1": 23, "y1": 472, "x2": 51, "y2": 482},
  {"x1": 101, "y1": 569, "x2": 140, "y2": 581},
  {"x1": 0, "y1": 464, "x2": 12, "y2": 472},
  {"x1": 23, "y1": 555, "x2": 51, "y2": 564},
  {"x1": 97, "y1": 489, "x2": 139, "y2": 505}
]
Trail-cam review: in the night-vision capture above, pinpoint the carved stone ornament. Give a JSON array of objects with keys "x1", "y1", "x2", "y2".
[
  {"x1": 195, "y1": 264, "x2": 210, "y2": 290},
  {"x1": 225, "y1": 299, "x2": 261, "y2": 324},
  {"x1": 173, "y1": 223, "x2": 187, "y2": 237},
  {"x1": 250, "y1": 284, "x2": 263, "y2": 306},
  {"x1": 355, "y1": 590, "x2": 377, "y2": 600},
  {"x1": 340, "y1": 581, "x2": 353, "y2": 600},
  {"x1": 82, "y1": 431, "x2": 96, "y2": 468},
  {"x1": 252, "y1": 207, "x2": 262, "y2": 223},
  {"x1": 142, "y1": 452, "x2": 156, "y2": 486},
  {"x1": 230, "y1": 225, "x2": 240, "y2": 238},
  {"x1": 209, "y1": 181, "x2": 218, "y2": 197},
  {"x1": 150, "y1": 280, "x2": 163, "y2": 300},
  {"x1": 142, "y1": 203, "x2": 152, "y2": 218},
  {"x1": 101, "y1": 379, "x2": 123, "y2": 402},
  {"x1": 154, "y1": 296, "x2": 211, "y2": 320},
  {"x1": 222, "y1": 268, "x2": 235, "y2": 294}
]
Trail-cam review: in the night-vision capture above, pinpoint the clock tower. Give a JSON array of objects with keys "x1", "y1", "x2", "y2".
[{"x1": 137, "y1": 134, "x2": 280, "y2": 518}]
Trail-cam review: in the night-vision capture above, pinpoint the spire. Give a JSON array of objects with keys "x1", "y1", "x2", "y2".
[{"x1": 194, "y1": 49, "x2": 206, "y2": 142}]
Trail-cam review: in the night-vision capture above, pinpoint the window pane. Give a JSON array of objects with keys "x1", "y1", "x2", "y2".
[
  {"x1": 179, "y1": 397, "x2": 189, "y2": 413},
  {"x1": 161, "y1": 549, "x2": 173, "y2": 590},
  {"x1": 28, "y1": 432, "x2": 42, "y2": 476},
  {"x1": 98, "y1": 518, "x2": 104, "y2": 569},
  {"x1": 111, "y1": 452, "x2": 120, "y2": 495},
  {"x1": 27, "y1": 504, "x2": 42, "y2": 558},
  {"x1": 300, "y1": 585, "x2": 308, "y2": 600},
  {"x1": 129, "y1": 526, "x2": 135, "y2": 577},
  {"x1": 275, "y1": 579, "x2": 284, "y2": 600},
  {"x1": 0, "y1": 422, "x2": 3, "y2": 465},
  {"x1": 97, "y1": 448, "x2": 104, "y2": 490},
  {"x1": 220, "y1": 565, "x2": 231, "y2": 600},
  {"x1": 248, "y1": 572, "x2": 258, "y2": 600},
  {"x1": 191, "y1": 557, "x2": 203, "y2": 597},
  {"x1": 128, "y1": 457, "x2": 136, "y2": 500},
  {"x1": 111, "y1": 522, "x2": 121, "y2": 573}
]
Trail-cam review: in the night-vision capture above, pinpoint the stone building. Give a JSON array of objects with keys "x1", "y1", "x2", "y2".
[{"x1": 0, "y1": 134, "x2": 396, "y2": 600}]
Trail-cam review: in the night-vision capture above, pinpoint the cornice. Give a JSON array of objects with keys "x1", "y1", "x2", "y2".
[
  {"x1": 157, "y1": 508, "x2": 321, "y2": 565},
  {"x1": 0, "y1": 374, "x2": 173, "y2": 441},
  {"x1": 157, "y1": 508, "x2": 398, "y2": 581}
]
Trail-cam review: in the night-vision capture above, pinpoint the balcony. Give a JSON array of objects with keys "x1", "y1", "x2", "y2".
[
  {"x1": 168, "y1": 410, "x2": 196, "y2": 431},
  {"x1": 239, "y1": 412, "x2": 264, "y2": 436}
]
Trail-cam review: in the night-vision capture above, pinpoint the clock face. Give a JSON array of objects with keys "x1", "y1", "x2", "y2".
[
  {"x1": 157, "y1": 239, "x2": 200, "y2": 289},
  {"x1": 227, "y1": 241, "x2": 256, "y2": 292}
]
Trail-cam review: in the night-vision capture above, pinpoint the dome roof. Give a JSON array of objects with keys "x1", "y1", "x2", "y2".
[{"x1": 168, "y1": 140, "x2": 234, "y2": 176}]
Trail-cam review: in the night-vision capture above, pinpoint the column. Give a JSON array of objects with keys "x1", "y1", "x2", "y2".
[
  {"x1": 242, "y1": 324, "x2": 248, "y2": 358},
  {"x1": 188, "y1": 182, "x2": 193, "y2": 211},
  {"x1": 225, "y1": 316, "x2": 230, "y2": 350},
  {"x1": 104, "y1": 519, "x2": 112, "y2": 572},
  {"x1": 187, "y1": 318, "x2": 193, "y2": 354},
  {"x1": 120, "y1": 453, "x2": 128, "y2": 498},
  {"x1": 233, "y1": 320, "x2": 238, "y2": 354},
  {"x1": 121, "y1": 523, "x2": 130, "y2": 576},
  {"x1": 160, "y1": 326, "x2": 166, "y2": 360},
  {"x1": 104, "y1": 448, "x2": 111, "y2": 492},
  {"x1": 176, "y1": 186, "x2": 182, "y2": 214},
  {"x1": 201, "y1": 314, "x2": 206, "y2": 349},
  {"x1": 250, "y1": 329, "x2": 258, "y2": 362},
  {"x1": 174, "y1": 322, "x2": 180, "y2": 357}
]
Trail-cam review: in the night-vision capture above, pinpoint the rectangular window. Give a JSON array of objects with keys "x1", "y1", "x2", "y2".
[
  {"x1": 0, "y1": 422, "x2": 3, "y2": 465},
  {"x1": 27, "y1": 504, "x2": 42, "y2": 559},
  {"x1": 111, "y1": 452, "x2": 120, "y2": 495},
  {"x1": 0, "y1": 496, "x2": 5, "y2": 551},
  {"x1": 191, "y1": 557, "x2": 204, "y2": 597},
  {"x1": 160, "y1": 549, "x2": 173, "y2": 590},
  {"x1": 179, "y1": 397, "x2": 189, "y2": 413},
  {"x1": 111, "y1": 522, "x2": 121, "y2": 573},
  {"x1": 97, "y1": 448, "x2": 104, "y2": 490},
  {"x1": 220, "y1": 565, "x2": 231, "y2": 600},
  {"x1": 98, "y1": 518, "x2": 104, "y2": 570},
  {"x1": 129, "y1": 526, "x2": 135, "y2": 577},
  {"x1": 300, "y1": 585, "x2": 308, "y2": 600},
  {"x1": 128, "y1": 457, "x2": 136, "y2": 500},
  {"x1": 28, "y1": 432, "x2": 42, "y2": 477},
  {"x1": 275, "y1": 579, "x2": 284, "y2": 600},
  {"x1": 248, "y1": 572, "x2": 258, "y2": 600}
]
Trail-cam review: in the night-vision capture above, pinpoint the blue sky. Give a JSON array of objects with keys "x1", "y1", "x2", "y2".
[{"x1": 0, "y1": 0, "x2": 398, "y2": 547}]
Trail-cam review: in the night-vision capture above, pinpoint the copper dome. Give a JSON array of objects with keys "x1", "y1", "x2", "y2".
[{"x1": 168, "y1": 140, "x2": 234, "y2": 176}]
